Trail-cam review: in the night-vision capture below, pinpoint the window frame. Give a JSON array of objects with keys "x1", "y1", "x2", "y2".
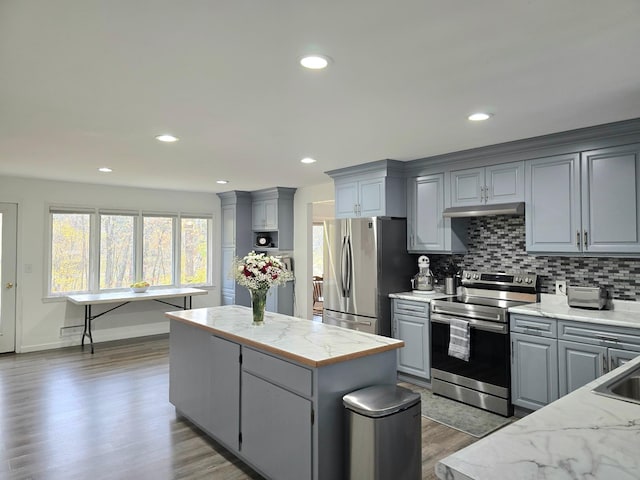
[{"x1": 46, "y1": 205, "x2": 214, "y2": 297}]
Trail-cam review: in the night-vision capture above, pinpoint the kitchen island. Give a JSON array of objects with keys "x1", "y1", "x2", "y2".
[
  {"x1": 166, "y1": 305, "x2": 404, "y2": 480},
  {"x1": 436, "y1": 354, "x2": 640, "y2": 480}
]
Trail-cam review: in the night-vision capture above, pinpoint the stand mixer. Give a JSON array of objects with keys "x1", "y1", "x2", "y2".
[{"x1": 411, "y1": 255, "x2": 434, "y2": 293}]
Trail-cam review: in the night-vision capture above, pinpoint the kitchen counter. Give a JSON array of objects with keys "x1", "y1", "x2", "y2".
[
  {"x1": 389, "y1": 290, "x2": 452, "y2": 303},
  {"x1": 166, "y1": 304, "x2": 403, "y2": 367},
  {"x1": 509, "y1": 293, "x2": 640, "y2": 329},
  {"x1": 436, "y1": 354, "x2": 640, "y2": 480}
]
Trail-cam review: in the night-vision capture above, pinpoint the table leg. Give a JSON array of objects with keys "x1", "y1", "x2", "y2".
[
  {"x1": 81, "y1": 305, "x2": 88, "y2": 349},
  {"x1": 81, "y1": 305, "x2": 95, "y2": 354}
]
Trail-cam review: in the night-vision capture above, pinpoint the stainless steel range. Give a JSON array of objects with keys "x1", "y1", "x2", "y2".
[{"x1": 430, "y1": 270, "x2": 539, "y2": 417}]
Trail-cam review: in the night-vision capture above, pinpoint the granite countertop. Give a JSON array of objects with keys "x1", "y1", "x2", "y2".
[
  {"x1": 165, "y1": 305, "x2": 403, "y2": 368},
  {"x1": 509, "y1": 293, "x2": 640, "y2": 329},
  {"x1": 436, "y1": 354, "x2": 640, "y2": 480},
  {"x1": 389, "y1": 291, "x2": 453, "y2": 303}
]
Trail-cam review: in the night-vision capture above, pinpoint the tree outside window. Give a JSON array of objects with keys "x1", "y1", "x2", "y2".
[
  {"x1": 143, "y1": 216, "x2": 174, "y2": 286},
  {"x1": 51, "y1": 213, "x2": 90, "y2": 294}
]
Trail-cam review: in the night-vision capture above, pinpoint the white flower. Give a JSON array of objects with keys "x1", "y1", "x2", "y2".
[{"x1": 231, "y1": 251, "x2": 294, "y2": 292}]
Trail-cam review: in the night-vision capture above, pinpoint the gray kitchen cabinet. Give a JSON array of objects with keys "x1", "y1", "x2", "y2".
[
  {"x1": 558, "y1": 340, "x2": 606, "y2": 396},
  {"x1": 510, "y1": 331, "x2": 559, "y2": 411},
  {"x1": 407, "y1": 173, "x2": 466, "y2": 253},
  {"x1": 169, "y1": 321, "x2": 240, "y2": 445},
  {"x1": 265, "y1": 281, "x2": 294, "y2": 316},
  {"x1": 526, "y1": 143, "x2": 640, "y2": 254},
  {"x1": 327, "y1": 159, "x2": 406, "y2": 219},
  {"x1": 217, "y1": 191, "x2": 253, "y2": 307},
  {"x1": 557, "y1": 319, "x2": 640, "y2": 395},
  {"x1": 250, "y1": 187, "x2": 295, "y2": 250},
  {"x1": 241, "y1": 371, "x2": 312, "y2": 480},
  {"x1": 392, "y1": 299, "x2": 430, "y2": 380},
  {"x1": 252, "y1": 197, "x2": 278, "y2": 231},
  {"x1": 450, "y1": 161, "x2": 524, "y2": 207},
  {"x1": 525, "y1": 153, "x2": 581, "y2": 253}
]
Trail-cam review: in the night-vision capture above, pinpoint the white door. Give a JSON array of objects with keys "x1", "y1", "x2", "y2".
[{"x1": 0, "y1": 203, "x2": 17, "y2": 353}]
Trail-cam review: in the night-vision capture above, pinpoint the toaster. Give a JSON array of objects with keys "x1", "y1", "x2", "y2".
[{"x1": 567, "y1": 286, "x2": 608, "y2": 310}]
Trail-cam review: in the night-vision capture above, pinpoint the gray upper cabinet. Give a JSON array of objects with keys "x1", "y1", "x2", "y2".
[
  {"x1": 526, "y1": 143, "x2": 640, "y2": 254},
  {"x1": 250, "y1": 187, "x2": 296, "y2": 250},
  {"x1": 252, "y1": 198, "x2": 278, "y2": 231},
  {"x1": 450, "y1": 161, "x2": 524, "y2": 207},
  {"x1": 581, "y1": 144, "x2": 640, "y2": 254},
  {"x1": 407, "y1": 173, "x2": 466, "y2": 253},
  {"x1": 525, "y1": 153, "x2": 581, "y2": 253},
  {"x1": 327, "y1": 160, "x2": 406, "y2": 219}
]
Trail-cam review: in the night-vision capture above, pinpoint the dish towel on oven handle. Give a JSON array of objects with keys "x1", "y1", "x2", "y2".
[{"x1": 448, "y1": 318, "x2": 470, "y2": 362}]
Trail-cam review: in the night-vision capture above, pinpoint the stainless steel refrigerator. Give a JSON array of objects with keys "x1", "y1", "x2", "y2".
[{"x1": 323, "y1": 217, "x2": 415, "y2": 336}]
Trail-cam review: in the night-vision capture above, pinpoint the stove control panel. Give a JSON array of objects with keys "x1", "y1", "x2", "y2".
[{"x1": 461, "y1": 270, "x2": 538, "y2": 288}]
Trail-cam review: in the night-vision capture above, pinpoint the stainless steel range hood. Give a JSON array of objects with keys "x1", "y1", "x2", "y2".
[{"x1": 442, "y1": 202, "x2": 525, "y2": 218}]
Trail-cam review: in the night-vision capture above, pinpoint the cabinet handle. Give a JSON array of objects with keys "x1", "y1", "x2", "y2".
[
  {"x1": 609, "y1": 354, "x2": 614, "y2": 372},
  {"x1": 510, "y1": 340, "x2": 514, "y2": 364},
  {"x1": 595, "y1": 334, "x2": 618, "y2": 343},
  {"x1": 583, "y1": 230, "x2": 588, "y2": 249},
  {"x1": 601, "y1": 353, "x2": 607, "y2": 374},
  {"x1": 576, "y1": 230, "x2": 581, "y2": 247}
]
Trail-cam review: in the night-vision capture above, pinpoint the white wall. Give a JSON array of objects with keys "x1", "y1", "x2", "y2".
[
  {"x1": 292, "y1": 182, "x2": 334, "y2": 319},
  {"x1": 0, "y1": 176, "x2": 220, "y2": 352}
]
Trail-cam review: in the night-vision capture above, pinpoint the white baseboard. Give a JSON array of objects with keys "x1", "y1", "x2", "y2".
[{"x1": 19, "y1": 323, "x2": 170, "y2": 353}]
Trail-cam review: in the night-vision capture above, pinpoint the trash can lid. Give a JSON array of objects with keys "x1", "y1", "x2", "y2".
[{"x1": 343, "y1": 385, "x2": 421, "y2": 418}]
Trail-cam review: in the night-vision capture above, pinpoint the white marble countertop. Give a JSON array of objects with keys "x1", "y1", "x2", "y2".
[
  {"x1": 389, "y1": 291, "x2": 452, "y2": 303},
  {"x1": 436, "y1": 354, "x2": 640, "y2": 480},
  {"x1": 165, "y1": 305, "x2": 404, "y2": 368},
  {"x1": 509, "y1": 294, "x2": 640, "y2": 329}
]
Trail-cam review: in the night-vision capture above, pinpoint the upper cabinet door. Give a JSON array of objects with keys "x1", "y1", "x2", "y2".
[
  {"x1": 222, "y1": 205, "x2": 236, "y2": 247},
  {"x1": 581, "y1": 143, "x2": 640, "y2": 254},
  {"x1": 485, "y1": 161, "x2": 524, "y2": 204},
  {"x1": 335, "y1": 181, "x2": 359, "y2": 218},
  {"x1": 450, "y1": 161, "x2": 524, "y2": 206},
  {"x1": 263, "y1": 199, "x2": 278, "y2": 230},
  {"x1": 525, "y1": 154, "x2": 581, "y2": 253},
  {"x1": 408, "y1": 174, "x2": 445, "y2": 251},
  {"x1": 358, "y1": 178, "x2": 385, "y2": 217},
  {"x1": 450, "y1": 167, "x2": 484, "y2": 206}
]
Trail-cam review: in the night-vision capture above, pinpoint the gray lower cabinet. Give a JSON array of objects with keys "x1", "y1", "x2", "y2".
[
  {"x1": 510, "y1": 332, "x2": 559, "y2": 411},
  {"x1": 241, "y1": 372, "x2": 312, "y2": 480},
  {"x1": 169, "y1": 321, "x2": 240, "y2": 444},
  {"x1": 510, "y1": 314, "x2": 640, "y2": 409},
  {"x1": 558, "y1": 340, "x2": 605, "y2": 396},
  {"x1": 391, "y1": 299, "x2": 430, "y2": 380},
  {"x1": 557, "y1": 319, "x2": 640, "y2": 396}
]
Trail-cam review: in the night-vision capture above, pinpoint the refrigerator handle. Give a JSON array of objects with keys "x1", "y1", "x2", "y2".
[
  {"x1": 345, "y1": 235, "x2": 353, "y2": 298},
  {"x1": 340, "y1": 235, "x2": 348, "y2": 297}
]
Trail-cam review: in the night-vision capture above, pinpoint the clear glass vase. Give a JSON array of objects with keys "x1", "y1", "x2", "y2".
[{"x1": 251, "y1": 288, "x2": 268, "y2": 325}]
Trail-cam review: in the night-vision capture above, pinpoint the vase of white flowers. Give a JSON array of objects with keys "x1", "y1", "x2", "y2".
[{"x1": 232, "y1": 251, "x2": 294, "y2": 325}]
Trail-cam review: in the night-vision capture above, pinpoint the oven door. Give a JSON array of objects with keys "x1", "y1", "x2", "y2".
[{"x1": 430, "y1": 313, "x2": 510, "y2": 391}]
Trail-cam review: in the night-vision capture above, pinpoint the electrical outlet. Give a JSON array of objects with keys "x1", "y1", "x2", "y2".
[{"x1": 555, "y1": 280, "x2": 567, "y2": 296}]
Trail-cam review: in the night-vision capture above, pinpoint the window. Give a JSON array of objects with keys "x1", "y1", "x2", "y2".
[
  {"x1": 181, "y1": 217, "x2": 209, "y2": 285},
  {"x1": 50, "y1": 212, "x2": 91, "y2": 294},
  {"x1": 143, "y1": 216, "x2": 174, "y2": 286},
  {"x1": 48, "y1": 207, "x2": 212, "y2": 296},
  {"x1": 100, "y1": 214, "x2": 135, "y2": 289}
]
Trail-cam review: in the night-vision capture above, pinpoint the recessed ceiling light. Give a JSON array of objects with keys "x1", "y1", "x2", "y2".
[
  {"x1": 468, "y1": 113, "x2": 492, "y2": 121},
  {"x1": 155, "y1": 134, "x2": 179, "y2": 142},
  {"x1": 299, "y1": 55, "x2": 330, "y2": 70},
  {"x1": 98, "y1": 167, "x2": 112, "y2": 173},
  {"x1": 216, "y1": 180, "x2": 229, "y2": 184},
  {"x1": 300, "y1": 157, "x2": 317, "y2": 164}
]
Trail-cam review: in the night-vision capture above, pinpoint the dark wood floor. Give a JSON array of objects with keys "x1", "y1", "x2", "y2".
[{"x1": 0, "y1": 335, "x2": 475, "y2": 479}]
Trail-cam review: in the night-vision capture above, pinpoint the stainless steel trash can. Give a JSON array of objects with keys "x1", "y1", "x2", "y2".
[{"x1": 343, "y1": 384, "x2": 421, "y2": 480}]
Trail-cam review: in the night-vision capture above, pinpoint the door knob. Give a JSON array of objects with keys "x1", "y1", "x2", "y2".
[{"x1": 6, "y1": 282, "x2": 14, "y2": 289}]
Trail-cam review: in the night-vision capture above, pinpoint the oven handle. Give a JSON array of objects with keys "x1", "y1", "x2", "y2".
[
  {"x1": 431, "y1": 313, "x2": 508, "y2": 334},
  {"x1": 431, "y1": 305, "x2": 503, "y2": 322}
]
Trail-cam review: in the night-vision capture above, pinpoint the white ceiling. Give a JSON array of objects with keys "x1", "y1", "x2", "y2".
[{"x1": 1, "y1": 1, "x2": 639, "y2": 194}]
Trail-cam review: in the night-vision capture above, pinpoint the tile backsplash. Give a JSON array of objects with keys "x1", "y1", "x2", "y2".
[{"x1": 428, "y1": 216, "x2": 640, "y2": 301}]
